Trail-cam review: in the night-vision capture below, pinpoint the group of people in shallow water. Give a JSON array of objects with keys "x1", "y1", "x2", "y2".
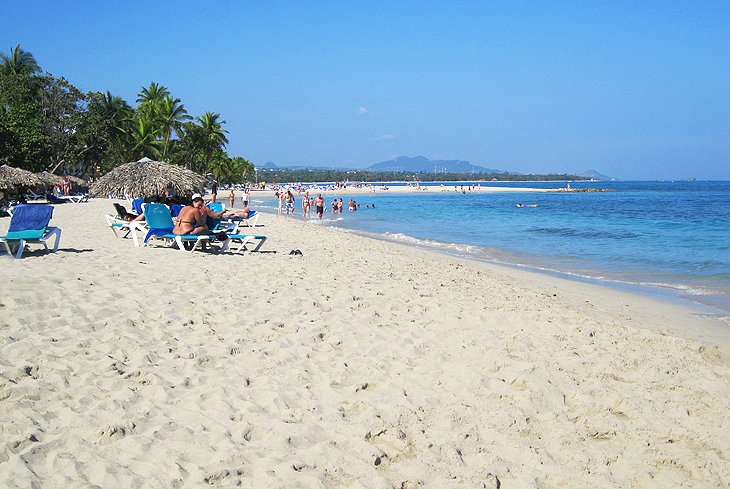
[{"x1": 275, "y1": 190, "x2": 374, "y2": 220}]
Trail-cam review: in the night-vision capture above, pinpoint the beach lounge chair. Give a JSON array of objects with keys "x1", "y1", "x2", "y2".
[
  {"x1": 104, "y1": 203, "x2": 144, "y2": 246},
  {"x1": 0, "y1": 204, "x2": 61, "y2": 259},
  {"x1": 223, "y1": 230, "x2": 268, "y2": 253},
  {"x1": 105, "y1": 213, "x2": 132, "y2": 237},
  {"x1": 203, "y1": 202, "x2": 240, "y2": 234},
  {"x1": 170, "y1": 204, "x2": 184, "y2": 218},
  {"x1": 57, "y1": 193, "x2": 89, "y2": 204},
  {"x1": 24, "y1": 189, "x2": 46, "y2": 202},
  {"x1": 207, "y1": 202, "x2": 225, "y2": 213},
  {"x1": 142, "y1": 203, "x2": 215, "y2": 252},
  {"x1": 230, "y1": 209, "x2": 260, "y2": 227},
  {"x1": 131, "y1": 198, "x2": 144, "y2": 215}
]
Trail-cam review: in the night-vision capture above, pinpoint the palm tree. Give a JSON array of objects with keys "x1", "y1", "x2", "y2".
[
  {"x1": 174, "y1": 121, "x2": 207, "y2": 171},
  {"x1": 197, "y1": 112, "x2": 229, "y2": 173},
  {"x1": 127, "y1": 117, "x2": 162, "y2": 161},
  {"x1": 136, "y1": 82, "x2": 170, "y2": 106},
  {"x1": 136, "y1": 83, "x2": 170, "y2": 132},
  {"x1": 159, "y1": 96, "x2": 191, "y2": 158},
  {"x1": 208, "y1": 149, "x2": 233, "y2": 183},
  {"x1": 101, "y1": 91, "x2": 133, "y2": 136},
  {"x1": 231, "y1": 156, "x2": 253, "y2": 182},
  {"x1": 0, "y1": 44, "x2": 40, "y2": 76}
]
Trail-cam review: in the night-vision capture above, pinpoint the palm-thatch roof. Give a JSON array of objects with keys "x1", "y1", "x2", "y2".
[
  {"x1": 34, "y1": 172, "x2": 90, "y2": 192},
  {"x1": 89, "y1": 159, "x2": 205, "y2": 199},
  {"x1": 67, "y1": 175, "x2": 88, "y2": 190},
  {"x1": 36, "y1": 171, "x2": 63, "y2": 188},
  {"x1": 0, "y1": 165, "x2": 43, "y2": 191}
]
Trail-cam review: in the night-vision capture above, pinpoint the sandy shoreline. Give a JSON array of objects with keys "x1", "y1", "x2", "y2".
[{"x1": 1, "y1": 199, "x2": 729, "y2": 488}]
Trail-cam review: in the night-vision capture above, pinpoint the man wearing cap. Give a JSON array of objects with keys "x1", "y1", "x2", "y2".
[
  {"x1": 173, "y1": 194, "x2": 225, "y2": 235},
  {"x1": 174, "y1": 194, "x2": 207, "y2": 235},
  {"x1": 197, "y1": 193, "x2": 226, "y2": 221}
]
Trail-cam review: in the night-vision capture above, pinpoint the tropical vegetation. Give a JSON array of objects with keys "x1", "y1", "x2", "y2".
[{"x1": 0, "y1": 44, "x2": 253, "y2": 183}]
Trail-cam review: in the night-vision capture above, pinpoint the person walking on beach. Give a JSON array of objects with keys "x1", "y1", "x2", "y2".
[
  {"x1": 302, "y1": 191, "x2": 311, "y2": 219},
  {"x1": 285, "y1": 190, "x2": 295, "y2": 216},
  {"x1": 276, "y1": 191, "x2": 284, "y2": 215},
  {"x1": 211, "y1": 180, "x2": 218, "y2": 203},
  {"x1": 315, "y1": 194, "x2": 325, "y2": 220},
  {"x1": 228, "y1": 189, "x2": 235, "y2": 209}
]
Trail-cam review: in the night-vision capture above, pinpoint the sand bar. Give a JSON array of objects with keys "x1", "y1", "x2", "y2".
[{"x1": 1, "y1": 199, "x2": 729, "y2": 488}]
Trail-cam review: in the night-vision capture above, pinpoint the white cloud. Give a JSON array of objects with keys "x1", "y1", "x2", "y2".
[
  {"x1": 374, "y1": 134, "x2": 396, "y2": 141},
  {"x1": 357, "y1": 107, "x2": 368, "y2": 115}
]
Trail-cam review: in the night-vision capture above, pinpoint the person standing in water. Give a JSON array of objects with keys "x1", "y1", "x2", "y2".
[
  {"x1": 285, "y1": 190, "x2": 295, "y2": 216},
  {"x1": 301, "y1": 191, "x2": 311, "y2": 219},
  {"x1": 315, "y1": 194, "x2": 325, "y2": 220}
]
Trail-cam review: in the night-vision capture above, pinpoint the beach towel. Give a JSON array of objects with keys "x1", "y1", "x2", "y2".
[
  {"x1": 170, "y1": 204, "x2": 184, "y2": 217},
  {"x1": 8, "y1": 205, "x2": 53, "y2": 234},
  {"x1": 131, "y1": 198, "x2": 144, "y2": 215}
]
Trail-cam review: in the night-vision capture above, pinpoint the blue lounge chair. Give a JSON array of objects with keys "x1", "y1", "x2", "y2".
[
  {"x1": 142, "y1": 203, "x2": 214, "y2": 252},
  {"x1": 131, "y1": 198, "x2": 145, "y2": 215},
  {"x1": 0, "y1": 204, "x2": 61, "y2": 259},
  {"x1": 170, "y1": 204, "x2": 184, "y2": 218},
  {"x1": 204, "y1": 202, "x2": 239, "y2": 234},
  {"x1": 207, "y1": 202, "x2": 225, "y2": 213}
]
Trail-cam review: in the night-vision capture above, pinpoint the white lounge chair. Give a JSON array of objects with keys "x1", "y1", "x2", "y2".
[{"x1": 57, "y1": 193, "x2": 89, "y2": 204}]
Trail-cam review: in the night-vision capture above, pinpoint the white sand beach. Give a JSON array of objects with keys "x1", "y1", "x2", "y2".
[{"x1": 1, "y1": 199, "x2": 729, "y2": 488}]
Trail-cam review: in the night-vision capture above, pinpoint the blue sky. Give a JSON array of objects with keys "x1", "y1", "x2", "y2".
[{"x1": 4, "y1": 1, "x2": 730, "y2": 179}]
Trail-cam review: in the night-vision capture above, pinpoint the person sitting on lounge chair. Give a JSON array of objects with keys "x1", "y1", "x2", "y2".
[
  {"x1": 173, "y1": 194, "x2": 209, "y2": 235},
  {"x1": 114, "y1": 203, "x2": 140, "y2": 222}
]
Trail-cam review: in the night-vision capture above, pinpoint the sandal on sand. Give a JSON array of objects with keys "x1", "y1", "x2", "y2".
[{"x1": 288, "y1": 249, "x2": 303, "y2": 256}]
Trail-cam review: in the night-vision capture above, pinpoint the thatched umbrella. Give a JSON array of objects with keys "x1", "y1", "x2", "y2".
[
  {"x1": 68, "y1": 175, "x2": 89, "y2": 191},
  {"x1": 36, "y1": 171, "x2": 63, "y2": 189},
  {"x1": 34, "y1": 172, "x2": 90, "y2": 195},
  {"x1": 0, "y1": 165, "x2": 43, "y2": 192},
  {"x1": 89, "y1": 159, "x2": 205, "y2": 199}
]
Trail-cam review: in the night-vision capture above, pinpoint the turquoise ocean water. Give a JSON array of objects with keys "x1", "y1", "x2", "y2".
[{"x1": 255, "y1": 181, "x2": 730, "y2": 318}]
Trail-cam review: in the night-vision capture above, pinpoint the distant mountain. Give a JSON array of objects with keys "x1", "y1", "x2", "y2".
[
  {"x1": 258, "y1": 161, "x2": 351, "y2": 171},
  {"x1": 368, "y1": 155, "x2": 507, "y2": 174},
  {"x1": 581, "y1": 169, "x2": 613, "y2": 181}
]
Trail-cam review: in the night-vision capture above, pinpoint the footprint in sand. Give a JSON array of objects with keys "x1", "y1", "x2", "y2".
[
  {"x1": 96, "y1": 422, "x2": 137, "y2": 444},
  {"x1": 203, "y1": 468, "x2": 244, "y2": 484}
]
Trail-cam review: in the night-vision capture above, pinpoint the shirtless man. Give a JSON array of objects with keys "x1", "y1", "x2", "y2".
[{"x1": 315, "y1": 194, "x2": 325, "y2": 220}]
